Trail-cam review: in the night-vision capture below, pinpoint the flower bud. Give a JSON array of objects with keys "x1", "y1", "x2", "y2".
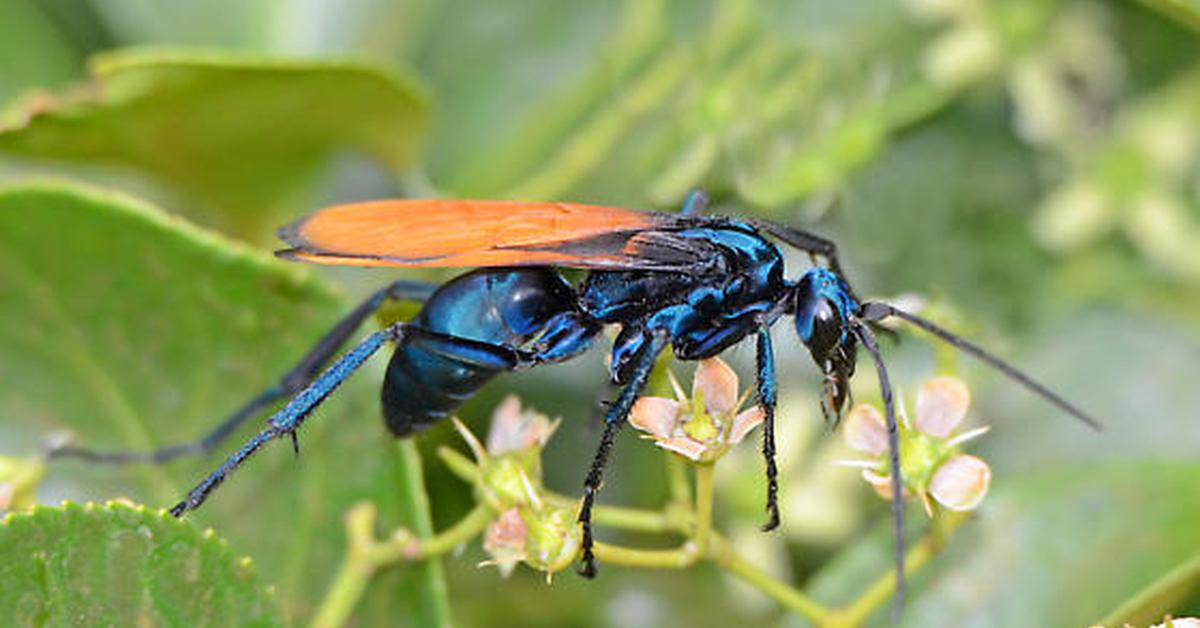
[
  {"x1": 0, "y1": 456, "x2": 44, "y2": 512},
  {"x1": 520, "y1": 505, "x2": 583, "y2": 579}
]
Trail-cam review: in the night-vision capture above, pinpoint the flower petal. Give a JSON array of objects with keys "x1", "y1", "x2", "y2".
[
  {"x1": 729, "y1": 407, "x2": 766, "y2": 445},
  {"x1": 628, "y1": 397, "x2": 681, "y2": 439},
  {"x1": 485, "y1": 395, "x2": 560, "y2": 454},
  {"x1": 861, "y1": 468, "x2": 897, "y2": 499},
  {"x1": 929, "y1": 454, "x2": 991, "y2": 511},
  {"x1": 843, "y1": 403, "x2": 889, "y2": 455},
  {"x1": 483, "y1": 507, "x2": 528, "y2": 577},
  {"x1": 915, "y1": 376, "x2": 971, "y2": 437},
  {"x1": 656, "y1": 437, "x2": 709, "y2": 461},
  {"x1": 694, "y1": 358, "x2": 739, "y2": 416}
]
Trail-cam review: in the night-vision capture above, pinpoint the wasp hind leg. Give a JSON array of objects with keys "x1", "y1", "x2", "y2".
[{"x1": 49, "y1": 279, "x2": 438, "y2": 465}]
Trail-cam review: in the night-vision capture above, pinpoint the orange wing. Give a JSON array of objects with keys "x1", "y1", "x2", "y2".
[{"x1": 277, "y1": 199, "x2": 697, "y2": 270}]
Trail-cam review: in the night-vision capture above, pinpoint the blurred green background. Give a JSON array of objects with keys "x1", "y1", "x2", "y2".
[{"x1": 0, "y1": 0, "x2": 1198, "y2": 626}]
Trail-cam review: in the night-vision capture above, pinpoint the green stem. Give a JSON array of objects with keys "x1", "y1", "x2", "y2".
[
  {"x1": 592, "y1": 541, "x2": 700, "y2": 569},
  {"x1": 437, "y1": 445, "x2": 479, "y2": 483},
  {"x1": 710, "y1": 534, "x2": 832, "y2": 623},
  {"x1": 310, "y1": 503, "x2": 492, "y2": 628},
  {"x1": 311, "y1": 549, "x2": 373, "y2": 628},
  {"x1": 692, "y1": 463, "x2": 715, "y2": 555},
  {"x1": 587, "y1": 459, "x2": 714, "y2": 572},
  {"x1": 665, "y1": 455, "x2": 692, "y2": 508},
  {"x1": 833, "y1": 511, "x2": 968, "y2": 625},
  {"x1": 1099, "y1": 553, "x2": 1200, "y2": 626},
  {"x1": 589, "y1": 502, "x2": 678, "y2": 533},
  {"x1": 373, "y1": 503, "x2": 494, "y2": 564}
]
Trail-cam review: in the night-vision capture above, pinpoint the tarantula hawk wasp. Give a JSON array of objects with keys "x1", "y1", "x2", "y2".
[{"x1": 53, "y1": 190, "x2": 1099, "y2": 613}]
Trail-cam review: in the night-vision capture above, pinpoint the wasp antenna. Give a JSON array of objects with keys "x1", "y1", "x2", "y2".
[
  {"x1": 851, "y1": 321, "x2": 906, "y2": 619},
  {"x1": 858, "y1": 302, "x2": 1102, "y2": 431}
]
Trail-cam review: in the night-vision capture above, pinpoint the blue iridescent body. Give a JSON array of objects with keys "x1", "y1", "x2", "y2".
[{"x1": 381, "y1": 223, "x2": 820, "y2": 436}]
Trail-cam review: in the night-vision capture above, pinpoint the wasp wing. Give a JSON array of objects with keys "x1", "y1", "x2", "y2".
[{"x1": 276, "y1": 199, "x2": 710, "y2": 271}]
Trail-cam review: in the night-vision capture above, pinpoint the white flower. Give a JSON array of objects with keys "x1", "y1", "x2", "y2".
[
  {"x1": 838, "y1": 376, "x2": 991, "y2": 514},
  {"x1": 628, "y1": 358, "x2": 764, "y2": 463}
]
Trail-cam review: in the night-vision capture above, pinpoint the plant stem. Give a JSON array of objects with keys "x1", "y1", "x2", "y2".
[
  {"x1": 710, "y1": 534, "x2": 832, "y2": 623},
  {"x1": 692, "y1": 462, "x2": 715, "y2": 555},
  {"x1": 665, "y1": 454, "x2": 691, "y2": 507},
  {"x1": 436, "y1": 445, "x2": 478, "y2": 483},
  {"x1": 311, "y1": 502, "x2": 492, "y2": 628},
  {"x1": 833, "y1": 511, "x2": 968, "y2": 625},
  {"x1": 589, "y1": 502, "x2": 677, "y2": 533},
  {"x1": 592, "y1": 541, "x2": 699, "y2": 568}
]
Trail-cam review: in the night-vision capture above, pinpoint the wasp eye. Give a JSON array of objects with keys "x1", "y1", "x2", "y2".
[{"x1": 805, "y1": 298, "x2": 844, "y2": 360}]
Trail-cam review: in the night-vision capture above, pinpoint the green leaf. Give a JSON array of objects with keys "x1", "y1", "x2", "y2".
[
  {"x1": 0, "y1": 48, "x2": 427, "y2": 237},
  {"x1": 805, "y1": 462, "x2": 1200, "y2": 626},
  {"x1": 421, "y1": 0, "x2": 938, "y2": 210},
  {"x1": 1134, "y1": 0, "x2": 1200, "y2": 32},
  {"x1": 0, "y1": 0, "x2": 84, "y2": 103},
  {"x1": 0, "y1": 501, "x2": 280, "y2": 626},
  {"x1": 1100, "y1": 554, "x2": 1200, "y2": 626},
  {"x1": 0, "y1": 182, "x2": 448, "y2": 624}
]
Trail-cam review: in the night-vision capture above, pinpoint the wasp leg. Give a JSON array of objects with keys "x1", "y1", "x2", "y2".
[
  {"x1": 746, "y1": 218, "x2": 848, "y2": 284},
  {"x1": 577, "y1": 330, "x2": 668, "y2": 578},
  {"x1": 171, "y1": 323, "x2": 406, "y2": 516},
  {"x1": 851, "y1": 319, "x2": 906, "y2": 619},
  {"x1": 755, "y1": 327, "x2": 781, "y2": 532},
  {"x1": 174, "y1": 317, "x2": 581, "y2": 516},
  {"x1": 49, "y1": 279, "x2": 438, "y2": 464},
  {"x1": 680, "y1": 188, "x2": 710, "y2": 216}
]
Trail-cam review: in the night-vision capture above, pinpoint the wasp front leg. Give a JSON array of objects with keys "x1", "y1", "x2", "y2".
[{"x1": 578, "y1": 329, "x2": 668, "y2": 578}]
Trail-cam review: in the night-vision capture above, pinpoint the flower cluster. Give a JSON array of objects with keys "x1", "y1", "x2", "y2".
[
  {"x1": 839, "y1": 376, "x2": 991, "y2": 514},
  {"x1": 627, "y1": 357, "x2": 764, "y2": 464},
  {"x1": 455, "y1": 396, "x2": 581, "y2": 579}
]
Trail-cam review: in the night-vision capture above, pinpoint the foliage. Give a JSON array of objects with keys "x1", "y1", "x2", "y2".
[
  {"x1": 0, "y1": 501, "x2": 280, "y2": 626},
  {"x1": 1, "y1": 0, "x2": 1198, "y2": 626}
]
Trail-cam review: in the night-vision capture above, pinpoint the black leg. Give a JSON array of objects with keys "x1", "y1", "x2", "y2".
[
  {"x1": 578, "y1": 330, "x2": 668, "y2": 577},
  {"x1": 49, "y1": 280, "x2": 437, "y2": 464},
  {"x1": 858, "y1": 301, "x2": 1101, "y2": 430},
  {"x1": 755, "y1": 327, "x2": 781, "y2": 532},
  {"x1": 851, "y1": 320, "x2": 906, "y2": 618},
  {"x1": 746, "y1": 218, "x2": 846, "y2": 280}
]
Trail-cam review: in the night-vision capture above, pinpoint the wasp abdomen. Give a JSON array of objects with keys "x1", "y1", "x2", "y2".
[{"x1": 382, "y1": 268, "x2": 580, "y2": 436}]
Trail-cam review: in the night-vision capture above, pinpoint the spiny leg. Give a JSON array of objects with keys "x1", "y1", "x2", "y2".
[
  {"x1": 171, "y1": 320, "x2": 561, "y2": 516},
  {"x1": 857, "y1": 301, "x2": 1101, "y2": 429},
  {"x1": 578, "y1": 331, "x2": 668, "y2": 577},
  {"x1": 679, "y1": 189, "x2": 710, "y2": 216},
  {"x1": 171, "y1": 323, "x2": 402, "y2": 516},
  {"x1": 49, "y1": 279, "x2": 437, "y2": 464},
  {"x1": 755, "y1": 327, "x2": 781, "y2": 531},
  {"x1": 851, "y1": 320, "x2": 906, "y2": 618}
]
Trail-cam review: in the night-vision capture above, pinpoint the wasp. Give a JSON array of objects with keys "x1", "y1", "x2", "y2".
[{"x1": 53, "y1": 190, "x2": 1099, "y2": 610}]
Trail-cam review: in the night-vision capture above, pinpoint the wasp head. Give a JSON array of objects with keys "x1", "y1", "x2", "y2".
[{"x1": 793, "y1": 268, "x2": 859, "y2": 426}]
